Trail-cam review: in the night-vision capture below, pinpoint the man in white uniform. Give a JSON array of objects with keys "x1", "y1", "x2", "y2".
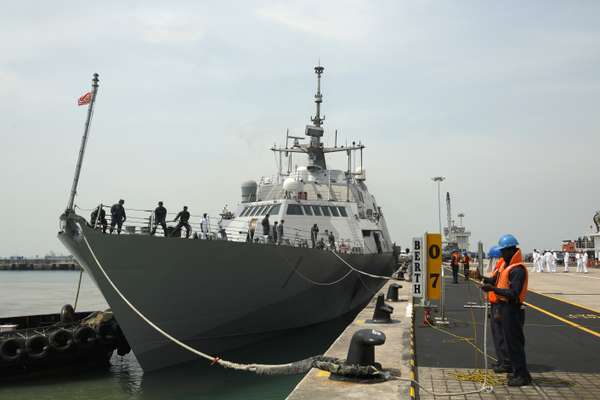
[
  {"x1": 563, "y1": 251, "x2": 569, "y2": 272},
  {"x1": 582, "y1": 252, "x2": 589, "y2": 273},
  {"x1": 544, "y1": 250, "x2": 553, "y2": 273},
  {"x1": 551, "y1": 251, "x2": 558, "y2": 272},
  {"x1": 532, "y1": 250, "x2": 538, "y2": 272},
  {"x1": 200, "y1": 213, "x2": 210, "y2": 239},
  {"x1": 576, "y1": 252, "x2": 583, "y2": 272}
]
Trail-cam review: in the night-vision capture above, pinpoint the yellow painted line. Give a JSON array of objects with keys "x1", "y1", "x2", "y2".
[
  {"x1": 524, "y1": 301, "x2": 600, "y2": 339},
  {"x1": 316, "y1": 370, "x2": 330, "y2": 377},
  {"x1": 528, "y1": 289, "x2": 600, "y2": 314},
  {"x1": 355, "y1": 319, "x2": 365, "y2": 325}
]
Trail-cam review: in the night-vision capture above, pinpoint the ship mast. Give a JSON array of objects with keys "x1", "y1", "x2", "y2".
[{"x1": 305, "y1": 65, "x2": 327, "y2": 170}]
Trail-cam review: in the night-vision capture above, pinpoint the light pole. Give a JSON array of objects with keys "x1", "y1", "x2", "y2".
[
  {"x1": 431, "y1": 176, "x2": 449, "y2": 324},
  {"x1": 432, "y1": 177, "x2": 445, "y2": 235}
]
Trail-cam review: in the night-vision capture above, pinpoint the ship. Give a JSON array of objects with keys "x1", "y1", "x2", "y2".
[{"x1": 58, "y1": 66, "x2": 396, "y2": 372}]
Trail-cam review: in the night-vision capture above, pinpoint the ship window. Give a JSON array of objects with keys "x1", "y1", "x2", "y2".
[
  {"x1": 239, "y1": 207, "x2": 249, "y2": 217},
  {"x1": 329, "y1": 206, "x2": 340, "y2": 217},
  {"x1": 338, "y1": 207, "x2": 348, "y2": 217},
  {"x1": 249, "y1": 206, "x2": 260, "y2": 216},
  {"x1": 321, "y1": 206, "x2": 331, "y2": 216},
  {"x1": 362, "y1": 230, "x2": 371, "y2": 237},
  {"x1": 311, "y1": 205, "x2": 322, "y2": 216},
  {"x1": 302, "y1": 205, "x2": 313, "y2": 215},
  {"x1": 259, "y1": 206, "x2": 270, "y2": 216},
  {"x1": 286, "y1": 204, "x2": 304, "y2": 215},
  {"x1": 270, "y1": 204, "x2": 281, "y2": 215}
]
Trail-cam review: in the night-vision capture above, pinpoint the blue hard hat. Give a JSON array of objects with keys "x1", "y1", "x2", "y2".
[
  {"x1": 497, "y1": 234, "x2": 519, "y2": 250},
  {"x1": 488, "y1": 245, "x2": 501, "y2": 258}
]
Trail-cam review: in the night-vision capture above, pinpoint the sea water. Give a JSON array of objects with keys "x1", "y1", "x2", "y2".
[{"x1": 0, "y1": 271, "x2": 321, "y2": 400}]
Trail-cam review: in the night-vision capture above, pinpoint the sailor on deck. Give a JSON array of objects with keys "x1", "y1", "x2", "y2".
[
  {"x1": 109, "y1": 199, "x2": 126, "y2": 235},
  {"x1": 151, "y1": 201, "x2": 167, "y2": 236},
  {"x1": 172, "y1": 206, "x2": 191, "y2": 238},
  {"x1": 543, "y1": 250, "x2": 553, "y2": 273},
  {"x1": 563, "y1": 251, "x2": 570, "y2": 272},
  {"x1": 200, "y1": 213, "x2": 210, "y2": 239},
  {"x1": 481, "y1": 234, "x2": 531, "y2": 387}
]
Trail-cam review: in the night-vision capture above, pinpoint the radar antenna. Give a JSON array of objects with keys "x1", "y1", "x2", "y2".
[{"x1": 311, "y1": 65, "x2": 325, "y2": 127}]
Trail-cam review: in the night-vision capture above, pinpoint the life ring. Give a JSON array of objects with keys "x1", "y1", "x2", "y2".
[
  {"x1": 96, "y1": 323, "x2": 116, "y2": 344},
  {"x1": 74, "y1": 326, "x2": 97, "y2": 347},
  {"x1": 0, "y1": 338, "x2": 24, "y2": 363},
  {"x1": 26, "y1": 334, "x2": 49, "y2": 360},
  {"x1": 49, "y1": 328, "x2": 73, "y2": 352}
]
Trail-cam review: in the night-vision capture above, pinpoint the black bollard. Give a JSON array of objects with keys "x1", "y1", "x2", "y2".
[
  {"x1": 371, "y1": 294, "x2": 393, "y2": 323},
  {"x1": 345, "y1": 328, "x2": 386, "y2": 367},
  {"x1": 385, "y1": 284, "x2": 402, "y2": 301}
]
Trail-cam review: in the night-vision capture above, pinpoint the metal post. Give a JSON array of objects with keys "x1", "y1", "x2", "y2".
[
  {"x1": 431, "y1": 176, "x2": 448, "y2": 324},
  {"x1": 66, "y1": 73, "x2": 100, "y2": 211}
]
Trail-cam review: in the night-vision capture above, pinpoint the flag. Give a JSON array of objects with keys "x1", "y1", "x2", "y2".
[{"x1": 78, "y1": 92, "x2": 92, "y2": 106}]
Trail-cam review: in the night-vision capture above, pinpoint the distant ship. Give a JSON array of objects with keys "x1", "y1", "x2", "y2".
[{"x1": 59, "y1": 66, "x2": 396, "y2": 371}]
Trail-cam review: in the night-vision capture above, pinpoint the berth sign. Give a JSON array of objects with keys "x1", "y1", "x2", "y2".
[
  {"x1": 426, "y1": 233, "x2": 442, "y2": 300},
  {"x1": 412, "y1": 237, "x2": 425, "y2": 299}
]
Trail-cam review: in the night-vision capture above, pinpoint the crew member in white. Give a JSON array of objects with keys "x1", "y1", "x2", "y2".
[
  {"x1": 532, "y1": 250, "x2": 539, "y2": 272},
  {"x1": 563, "y1": 251, "x2": 569, "y2": 272},
  {"x1": 536, "y1": 250, "x2": 544, "y2": 273},
  {"x1": 544, "y1": 250, "x2": 553, "y2": 273},
  {"x1": 551, "y1": 251, "x2": 558, "y2": 272},
  {"x1": 582, "y1": 252, "x2": 589, "y2": 273},
  {"x1": 200, "y1": 213, "x2": 210, "y2": 239},
  {"x1": 576, "y1": 252, "x2": 583, "y2": 273}
]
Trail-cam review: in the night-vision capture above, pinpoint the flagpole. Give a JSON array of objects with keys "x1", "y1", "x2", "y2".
[{"x1": 66, "y1": 73, "x2": 100, "y2": 212}]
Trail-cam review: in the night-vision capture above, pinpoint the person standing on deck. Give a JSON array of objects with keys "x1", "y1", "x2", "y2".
[
  {"x1": 172, "y1": 206, "x2": 191, "y2": 238},
  {"x1": 311, "y1": 224, "x2": 319, "y2": 248},
  {"x1": 582, "y1": 252, "x2": 589, "y2": 273},
  {"x1": 551, "y1": 251, "x2": 558, "y2": 272},
  {"x1": 200, "y1": 213, "x2": 210, "y2": 239},
  {"x1": 109, "y1": 199, "x2": 126, "y2": 234},
  {"x1": 481, "y1": 234, "x2": 531, "y2": 387},
  {"x1": 261, "y1": 213, "x2": 270, "y2": 241},
  {"x1": 563, "y1": 251, "x2": 570, "y2": 272},
  {"x1": 151, "y1": 201, "x2": 167, "y2": 236},
  {"x1": 277, "y1": 220, "x2": 284, "y2": 245},
  {"x1": 272, "y1": 221, "x2": 278, "y2": 244}
]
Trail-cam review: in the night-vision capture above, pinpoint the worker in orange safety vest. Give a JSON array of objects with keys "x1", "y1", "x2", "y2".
[
  {"x1": 480, "y1": 234, "x2": 531, "y2": 387},
  {"x1": 480, "y1": 245, "x2": 511, "y2": 375}
]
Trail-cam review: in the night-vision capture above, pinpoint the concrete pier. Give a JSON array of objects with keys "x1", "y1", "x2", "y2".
[
  {"x1": 286, "y1": 281, "x2": 414, "y2": 400},
  {"x1": 0, "y1": 257, "x2": 80, "y2": 271}
]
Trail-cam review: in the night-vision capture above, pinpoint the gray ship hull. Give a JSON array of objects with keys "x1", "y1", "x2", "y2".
[{"x1": 58, "y1": 216, "x2": 394, "y2": 371}]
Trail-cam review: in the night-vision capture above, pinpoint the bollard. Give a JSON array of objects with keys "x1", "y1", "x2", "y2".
[
  {"x1": 346, "y1": 329, "x2": 386, "y2": 367},
  {"x1": 371, "y1": 294, "x2": 393, "y2": 323},
  {"x1": 385, "y1": 284, "x2": 402, "y2": 302}
]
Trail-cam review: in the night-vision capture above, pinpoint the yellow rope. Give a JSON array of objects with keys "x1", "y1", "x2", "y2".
[{"x1": 449, "y1": 369, "x2": 507, "y2": 386}]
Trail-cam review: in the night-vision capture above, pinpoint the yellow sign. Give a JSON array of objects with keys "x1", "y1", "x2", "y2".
[{"x1": 426, "y1": 233, "x2": 442, "y2": 300}]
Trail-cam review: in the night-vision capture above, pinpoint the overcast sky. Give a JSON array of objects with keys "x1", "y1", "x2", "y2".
[{"x1": 1, "y1": 1, "x2": 599, "y2": 257}]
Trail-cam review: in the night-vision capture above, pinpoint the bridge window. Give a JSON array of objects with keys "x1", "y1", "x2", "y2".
[
  {"x1": 270, "y1": 204, "x2": 281, "y2": 215},
  {"x1": 338, "y1": 207, "x2": 348, "y2": 217},
  {"x1": 302, "y1": 205, "x2": 313, "y2": 215},
  {"x1": 321, "y1": 206, "x2": 331, "y2": 216},
  {"x1": 286, "y1": 204, "x2": 304, "y2": 215},
  {"x1": 311, "y1": 205, "x2": 322, "y2": 216},
  {"x1": 329, "y1": 206, "x2": 340, "y2": 217},
  {"x1": 240, "y1": 207, "x2": 250, "y2": 217}
]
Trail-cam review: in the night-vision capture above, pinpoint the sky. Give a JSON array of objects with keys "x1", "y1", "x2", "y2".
[{"x1": 1, "y1": 1, "x2": 599, "y2": 256}]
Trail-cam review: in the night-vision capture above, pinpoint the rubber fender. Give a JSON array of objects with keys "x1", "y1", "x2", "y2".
[
  {"x1": 74, "y1": 326, "x2": 97, "y2": 347},
  {"x1": 96, "y1": 322, "x2": 117, "y2": 344},
  {"x1": 26, "y1": 334, "x2": 49, "y2": 360},
  {"x1": 61, "y1": 304, "x2": 75, "y2": 323},
  {"x1": 49, "y1": 328, "x2": 73, "y2": 352},
  {"x1": 0, "y1": 338, "x2": 24, "y2": 363}
]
